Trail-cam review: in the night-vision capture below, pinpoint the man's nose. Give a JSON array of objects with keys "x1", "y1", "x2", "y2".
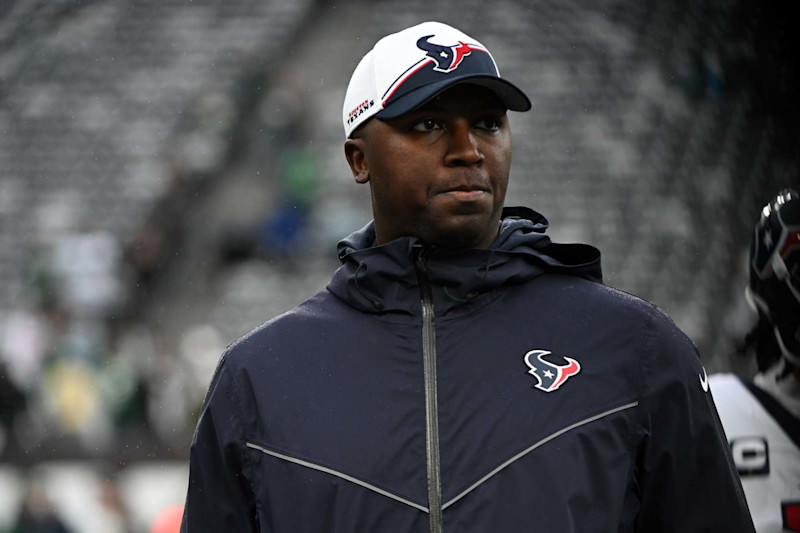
[{"x1": 444, "y1": 120, "x2": 483, "y2": 166}]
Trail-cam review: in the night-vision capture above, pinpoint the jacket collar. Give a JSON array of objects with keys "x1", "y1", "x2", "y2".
[{"x1": 327, "y1": 206, "x2": 602, "y2": 317}]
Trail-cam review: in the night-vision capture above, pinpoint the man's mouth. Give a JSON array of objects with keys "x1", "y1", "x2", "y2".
[{"x1": 439, "y1": 184, "x2": 490, "y2": 201}]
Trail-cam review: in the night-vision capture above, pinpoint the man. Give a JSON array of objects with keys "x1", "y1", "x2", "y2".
[
  {"x1": 710, "y1": 189, "x2": 800, "y2": 532},
  {"x1": 182, "y1": 21, "x2": 754, "y2": 532}
]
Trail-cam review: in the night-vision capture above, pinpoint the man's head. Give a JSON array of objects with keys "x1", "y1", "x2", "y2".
[{"x1": 342, "y1": 22, "x2": 530, "y2": 249}]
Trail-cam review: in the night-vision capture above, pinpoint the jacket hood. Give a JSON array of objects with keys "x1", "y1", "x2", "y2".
[{"x1": 327, "y1": 206, "x2": 601, "y2": 316}]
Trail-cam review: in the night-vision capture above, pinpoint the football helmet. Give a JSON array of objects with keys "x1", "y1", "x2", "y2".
[{"x1": 747, "y1": 188, "x2": 800, "y2": 366}]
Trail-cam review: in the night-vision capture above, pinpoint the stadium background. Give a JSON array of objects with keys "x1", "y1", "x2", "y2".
[{"x1": 0, "y1": 0, "x2": 797, "y2": 531}]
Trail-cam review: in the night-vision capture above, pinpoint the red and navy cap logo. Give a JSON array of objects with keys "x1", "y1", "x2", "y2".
[
  {"x1": 524, "y1": 350, "x2": 581, "y2": 393},
  {"x1": 416, "y1": 35, "x2": 475, "y2": 73},
  {"x1": 381, "y1": 33, "x2": 496, "y2": 108}
]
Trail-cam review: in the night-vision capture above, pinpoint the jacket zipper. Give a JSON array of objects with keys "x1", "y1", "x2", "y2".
[{"x1": 414, "y1": 245, "x2": 443, "y2": 533}]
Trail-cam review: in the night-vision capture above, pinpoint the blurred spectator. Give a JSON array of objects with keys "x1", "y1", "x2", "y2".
[
  {"x1": 50, "y1": 223, "x2": 125, "y2": 321},
  {"x1": 217, "y1": 89, "x2": 320, "y2": 269},
  {"x1": 41, "y1": 356, "x2": 112, "y2": 452},
  {"x1": 1, "y1": 301, "x2": 52, "y2": 393},
  {"x1": 1, "y1": 299, "x2": 55, "y2": 455},
  {"x1": 0, "y1": 360, "x2": 27, "y2": 455},
  {"x1": 177, "y1": 324, "x2": 224, "y2": 409},
  {"x1": 96, "y1": 478, "x2": 133, "y2": 533},
  {"x1": 9, "y1": 480, "x2": 73, "y2": 533},
  {"x1": 124, "y1": 169, "x2": 191, "y2": 317},
  {"x1": 216, "y1": 141, "x2": 320, "y2": 269},
  {"x1": 256, "y1": 145, "x2": 320, "y2": 263}
]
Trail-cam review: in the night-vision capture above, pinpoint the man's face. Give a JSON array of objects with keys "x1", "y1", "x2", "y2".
[{"x1": 345, "y1": 84, "x2": 512, "y2": 249}]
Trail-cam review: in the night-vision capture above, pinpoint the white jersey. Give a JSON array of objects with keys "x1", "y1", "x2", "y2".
[{"x1": 709, "y1": 372, "x2": 800, "y2": 532}]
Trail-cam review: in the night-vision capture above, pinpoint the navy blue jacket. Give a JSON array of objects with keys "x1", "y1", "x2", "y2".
[{"x1": 182, "y1": 207, "x2": 754, "y2": 532}]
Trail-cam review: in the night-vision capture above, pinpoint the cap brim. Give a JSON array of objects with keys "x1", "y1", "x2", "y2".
[{"x1": 375, "y1": 75, "x2": 531, "y2": 120}]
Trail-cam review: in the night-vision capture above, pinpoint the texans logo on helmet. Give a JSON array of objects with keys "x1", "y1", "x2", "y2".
[
  {"x1": 524, "y1": 350, "x2": 581, "y2": 392},
  {"x1": 752, "y1": 190, "x2": 800, "y2": 278},
  {"x1": 753, "y1": 217, "x2": 781, "y2": 277},
  {"x1": 416, "y1": 35, "x2": 477, "y2": 73}
]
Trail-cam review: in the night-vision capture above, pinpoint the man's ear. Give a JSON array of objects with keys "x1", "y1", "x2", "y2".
[{"x1": 344, "y1": 138, "x2": 370, "y2": 184}]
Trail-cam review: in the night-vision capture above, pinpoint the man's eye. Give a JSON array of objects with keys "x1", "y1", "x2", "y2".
[
  {"x1": 476, "y1": 117, "x2": 502, "y2": 131},
  {"x1": 412, "y1": 119, "x2": 441, "y2": 132}
]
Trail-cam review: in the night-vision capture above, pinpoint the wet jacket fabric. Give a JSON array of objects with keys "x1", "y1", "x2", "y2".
[{"x1": 182, "y1": 207, "x2": 754, "y2": 532}]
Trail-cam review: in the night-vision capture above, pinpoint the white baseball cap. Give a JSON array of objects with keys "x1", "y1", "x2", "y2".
[{"x1": 342, "y1": 21, "x2": 531, "y2": 138}]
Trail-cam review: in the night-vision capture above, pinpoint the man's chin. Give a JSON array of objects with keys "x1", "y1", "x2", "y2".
[{"x1": 423, "y1": 218, "x2": 499, "y2": 250}]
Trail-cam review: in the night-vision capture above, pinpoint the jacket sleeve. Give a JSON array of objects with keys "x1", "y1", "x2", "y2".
[
  {"x1": 634, "y1": 308, "x2": 755, "y2": 532},
  {"x1": 181, "y1": 352, "x2": 259, "y2": 533}
]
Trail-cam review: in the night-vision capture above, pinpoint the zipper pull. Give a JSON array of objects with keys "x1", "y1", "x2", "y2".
[{"x1": 413, "y1": 242, "x2": 428, "y2": 273}]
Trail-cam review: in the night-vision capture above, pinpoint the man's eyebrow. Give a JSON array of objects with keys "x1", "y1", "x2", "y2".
[{"x1": 411, "y1": 102, "x2": 508, "y2": 115}]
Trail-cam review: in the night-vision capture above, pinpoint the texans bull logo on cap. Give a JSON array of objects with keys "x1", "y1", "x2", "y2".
[
  {"x1": 524, "y1": 350, "x2": 581, "y2": 392},
  {"x1": 416, "y1": 35, "x2": 481, "y2": 73}
]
